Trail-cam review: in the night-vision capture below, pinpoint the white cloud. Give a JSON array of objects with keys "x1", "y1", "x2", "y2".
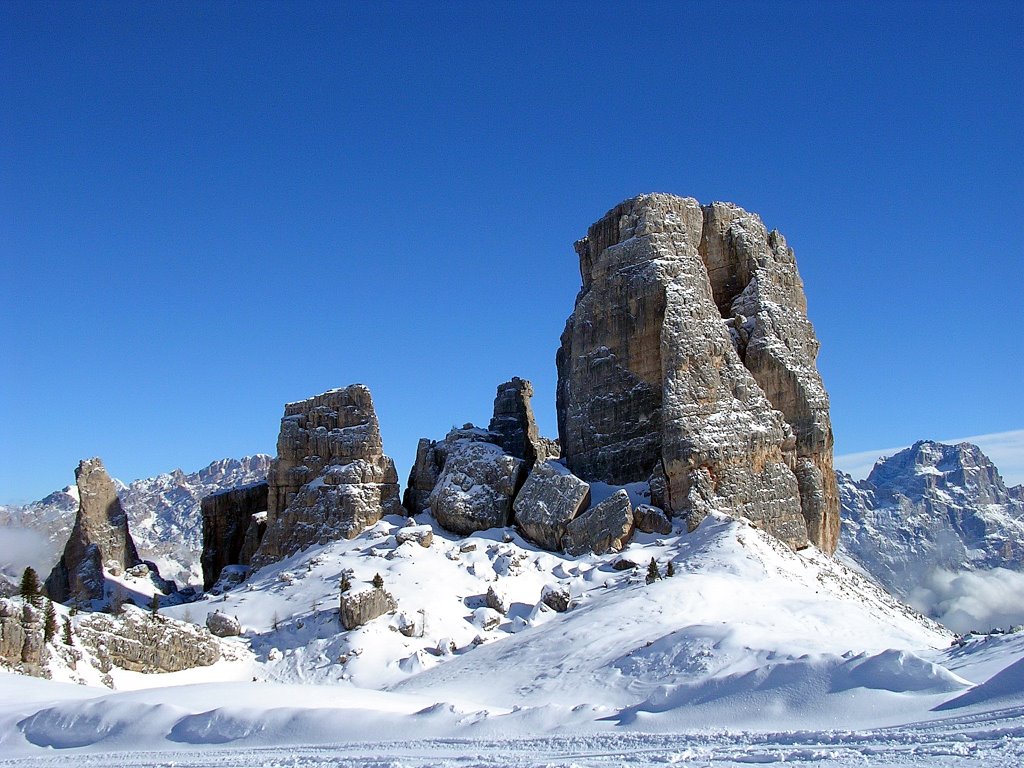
[
  {"x1": 909, "y1": 568, "x2": 1024, "y2": 634},
  {"x1": 0, "y1": 527, "x2": 58, "y2": 581},
  {"x1": 835, "y1": 429, "x2": 1024, "y2": 486}
]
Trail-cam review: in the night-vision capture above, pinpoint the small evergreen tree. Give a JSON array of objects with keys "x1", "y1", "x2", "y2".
[
  {"x1": 645, "y1": 558, "x2": 660, "y2": 585},
  {"x1": 666, "y1": 561, "x2": 675, "y2": 577},
  {"x1": 62, "y1": 616, "x2": 74, "y2": 646},
  {"x1": 19, "y1": 567, "x2": 42, "y2": 607},
  {"x1": 43, "y1": 600, "x2": 57, "y2": 643},
  {"x1": 371, "y1": 572, "x2": 384, "y2": 589},
  {"x1": 340, "y1": 573, "x2": 352, "y2": 594},
  {"x1": 149, "y1": 593, "x2": 160, "y2": 621}
]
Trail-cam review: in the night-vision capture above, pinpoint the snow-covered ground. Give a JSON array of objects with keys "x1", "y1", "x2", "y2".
[{"x1": 2, "y1": 512, "x2": 1022, "y2": 766}]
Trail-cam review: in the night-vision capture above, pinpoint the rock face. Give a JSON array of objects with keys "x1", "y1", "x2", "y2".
[
  {"x1": 513, "y1": 460, "x2": 591, "y2": 551},
  {"x1": 205, "y1": 611, "x2": 242, "y2": 637},
  {"x1": 556, "y1": 194, "x2": 838, "y2": 553},
  {"x1": 429, "y1": 439, "x2": 524, "y2": 535},
  {"x1": 44, "y1": 458, "x2": 145, "y2": 604},
  {"x1": 340, "y1": 587, "x2": 396, "y2": 630},
  {"x1": 488, "y1": 377, "x2": 544, "y2": 468},
  {"x1": 839, "y1": 441, "x2": 1024, "y2": 605},
  {"x1": 200, "y1": 482, "x2": 269, "y2": 590},
  {"x1": 78, "y1": 608, "x2": 221, "y2": 673},
  {"x1": 634, "y1": 504, "x2": 673, "y2": 535},
  {"x1": 563, "y1": 489, "x2": 635, "y2": 556},
  {"x1": 252, "y1": 386, "x2": 403, "y2": 568},
  {"x1": 0, "y1": 599, "x2": 47, "y2": 675}
]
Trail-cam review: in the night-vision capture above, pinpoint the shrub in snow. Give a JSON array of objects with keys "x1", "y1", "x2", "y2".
[{"x1": 646, "y1": 558, "x2": 661, "y2": 584}]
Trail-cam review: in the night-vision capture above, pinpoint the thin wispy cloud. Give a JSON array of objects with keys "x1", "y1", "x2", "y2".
[{"x1": 835, "y1": 429, "x2": 1024, "y2": 486}]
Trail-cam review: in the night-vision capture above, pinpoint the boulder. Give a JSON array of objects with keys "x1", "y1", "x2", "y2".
[
  {"x1": 512, "y1": 460, "x2": 591, "y2": 551},
  {"x1": 44, "y1": 458, "x2": 150, "y2": 605},
  {"x1": 633, "y1": 504, "x2": 673, "y2": 535},
  {"x1": 396, "y1": 524, "x2": 434, "y2": 548},
  {"x1": 556, "y1": 194, "x2": 838, "y2": 553},
  {"x1": 205, "y1": 611, "x2": 242, "y2": 637},
  {"x1": 429, "y1": 440, "x2": 524, "y2": 535},
  {"x1": 472, "y1": 606, "x2": 502, "y2": 631},
  {"x1": 252, "y1": 386, "x2": 404, "y2": 568},
  {"x1": 485, "y1": 585, "x2": 509, "y2": 615},
  {"x1": 562, "y1": 490, "x2": 635, "y2": 556},
  {"x1": 340, "y1": 587, "x2": 396, "y2": 630},
  {"x1": 200, "y1": 481, "x2": 268, "y2": 591},
  {"x1": 540, "y1": 584, "x2": 571, "y2": 613}
]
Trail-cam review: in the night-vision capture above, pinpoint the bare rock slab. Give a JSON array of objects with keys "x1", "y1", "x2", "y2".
[
  {"x1": 562, "y1": 489, "x2": 635, "y2": 556},
  {"x1": 513, "y1": 460, "x2": 591, "y2": 551}
]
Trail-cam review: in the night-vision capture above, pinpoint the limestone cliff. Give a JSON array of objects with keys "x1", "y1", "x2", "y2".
[
  {"x1": 44, "y1": 458, "x2": 145, "y2": 604},
  {"x1": 556, "y1": 194, "x2": 839, "y2": 553},
  {"x1": 251, "y1": 386, "x2": 403, "y2": 567},
  {"x1": 200, "y1": 481, "x2": 269, "y2": 590}
]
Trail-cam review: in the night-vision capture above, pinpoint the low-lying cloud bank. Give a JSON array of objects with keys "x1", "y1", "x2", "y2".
[
  {"x1": 0, "y1": 527, "x2": 57, "y2": 580},
  {"x1": 909, "y1": 567, "x2": 1024, "y2": 634}
]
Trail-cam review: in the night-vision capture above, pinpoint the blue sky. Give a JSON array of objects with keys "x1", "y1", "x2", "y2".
[{"x1": 2, "y1": 1, "x2": 1022, "y2": 501}]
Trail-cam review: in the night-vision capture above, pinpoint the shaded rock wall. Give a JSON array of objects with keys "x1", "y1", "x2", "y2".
[
  {"x1": 200, "y1": 481, "x2": 269, "y2": 590},
  {"x1": 557, "y1": 194, "x2": 839, "y2": 553}
]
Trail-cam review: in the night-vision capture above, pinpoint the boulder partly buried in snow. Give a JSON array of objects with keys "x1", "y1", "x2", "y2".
[
  {"x1": 562, "y1": 489, "x2": 635, "y2": 556},
  {"x1": 396, "y1": 524, "x2": 434, "y2": 548},
  {"x1": 513, "y1": 460, "x2": 591, "y2": 551},
  {"x1": 633, "y1": 504, "x2": 673, "y2": 535},
  {"x1": 205, "y1": 611, "x2": 242, "y2": 637},
  {"x1": 340, "y1": 587, "x2": 396, "y2": 631}
]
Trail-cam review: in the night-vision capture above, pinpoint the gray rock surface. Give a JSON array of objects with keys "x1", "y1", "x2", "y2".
[
  {"x1": 556, "y1": 194, "x2": 838, "y2": 553},
  {"x1": 205, "y1": 611, "x2": 242, "y2": 637},
  {"x1": 512, "y1": 460, "x2": 591, "y2": 551},
  {"x1": 200, "y1": 481, "x2": 268, "y2": 591},
  {"x1": 396, "y1": 525, "x2": 434, "y2": 548},
  {"x1": 540, "y1": 584, "x2": 571, "y2": 612},
  {"x1": 252, "y1": 386, "x2": 403, "y2": 568},
  {"x1": 633, "y1": 504, "x2": 673, "y2": 535},
  {"x1": 44, "y1": 458, "x2": 146, "y2": 604},
  {"x1": 0, "y1": 599, "x2": 48, "y2": 676},
  {"x1": 485, "y1": 585, "x2": 509, "y2": 615},
  {"x1": 429, "y1": 440, "x2": 524, "y2": 535},
  {"x1": 562, "y1": 490, "x2": 635, "y2": 556},
  {"x1": 340, "y1": 587, "x2": 396, "y2": 630},
  {"x1": 78, "y1": 608, "x2": 220, "y2": 673},
  {"x1": 488, "y1": 377, "x2": 544, "y2": 468}
]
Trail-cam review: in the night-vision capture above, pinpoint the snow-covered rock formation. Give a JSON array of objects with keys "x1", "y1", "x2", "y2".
[{"x1": 557, "y1": 194, "x2": 839, "y2": 553}]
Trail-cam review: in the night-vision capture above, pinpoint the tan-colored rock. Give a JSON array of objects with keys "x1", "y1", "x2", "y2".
[
  {"x1": 0, "y1": 599, "x2": 48, "y2": 676},
  {"x1": 512, "y1": 460, "x2": 591, "y2": 551},
  {"x1": 78, "y1": 608, "x2": 220, "y2": 673},
  {"x1": 429, "y1": 440, "x2": 524, "y2": 535},
  {"x1": 340, "y1": 587, "x2": 396, "y2": 630},
  {"x1": 252, "y1": 386, "x2": 403, "y2": 568},
  {"x1": 634, "y1": 504, "x2": 673, "y2": 535},
  {"x1": 556, "y1": 194, "x2": 839, "y2": 553},
  {"x1": 44, "y1": 458, "x2": 146, "y2": 604},
  {"x1": 562, "y1": 489, "x2": 635, "y2": 556}
]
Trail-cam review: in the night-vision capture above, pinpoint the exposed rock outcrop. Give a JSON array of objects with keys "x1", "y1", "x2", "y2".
[
  {"x1": 0, "y1": 599, "x2": 47, "y2": 676},
  {"x1": 488, "y1": 377, "x2": 544, "y2": 468},
  {"x1": 205, "y1": 611, "x2": 242, "y2": 637},
  {"x1": 562, "y1": 489, "x2": 635, "y2": 556},
  {"x1": 556, "y1": 194, "x2": 838, "y2": 553},
  {"x1": 512, "y1": 460, "x2": 591, "y2": 551},
  {"x1": 634, "y1": 504, "x2": 673, "y2": 535},
  {"x1": 200, "y1": 481, "x2": 269, "y2": 591},
  {"x1": 340, "y1": 587, "x2": 396, "y2": 630},
  {"x1": 78, "y1": 608, "x2": 220, "y2": 673},
  {"x1": 252, "y1": 386, "x2": 403, "y2": 568},
  {"x1": 44, "y1": 458, "x2": 146, "y2": 604}
]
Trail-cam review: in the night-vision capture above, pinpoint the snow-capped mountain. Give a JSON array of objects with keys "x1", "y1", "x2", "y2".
[
  {"x1": 0, "y1": 456, "x2": 271, "y2": 586},
  {"x1": 839, "y1": 440, "x2": 1024, "y2": 633}
]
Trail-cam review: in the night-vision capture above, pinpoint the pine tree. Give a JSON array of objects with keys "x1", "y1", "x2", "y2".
[
  {"x1": 62, "y1": 616, "x2": 74, "y2": 646},
  {"x1": 372, "y1": 572, "x2": 384, "y2": 589},
  {"x1": 666, "y1": 561, "x2": 675, "y2": 577},
  {"x1": 19, "y1": 567, "x2": 41, "y2": 607},
  {"x1": 645, "y1": 558, "x2": 660, "y2": 585},
  {"x1": 340, "y1": 573, "x2": 352, "y2": 594},
  {"x1": 149, "y1": 593, "x2": 160, "y2": 621},
  {"x1": 43, "y1": 600, "x2": 57, "y2": 643}
]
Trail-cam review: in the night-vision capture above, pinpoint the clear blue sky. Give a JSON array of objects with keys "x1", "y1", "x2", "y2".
[{"x1": 2, "y1": 1, "x2": 1022, "y2": 502}]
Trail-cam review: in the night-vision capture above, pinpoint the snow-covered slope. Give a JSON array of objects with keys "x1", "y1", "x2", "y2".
[
  {"x1": 2, "y1": 507, "x2": 1023, "y2": 765},
  {"x1": 838, "y1": 440, "x2": 1024, "y2": 632},
  {"x1": 0, "y1": 456, "x2": 271, "y2": 586}
]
